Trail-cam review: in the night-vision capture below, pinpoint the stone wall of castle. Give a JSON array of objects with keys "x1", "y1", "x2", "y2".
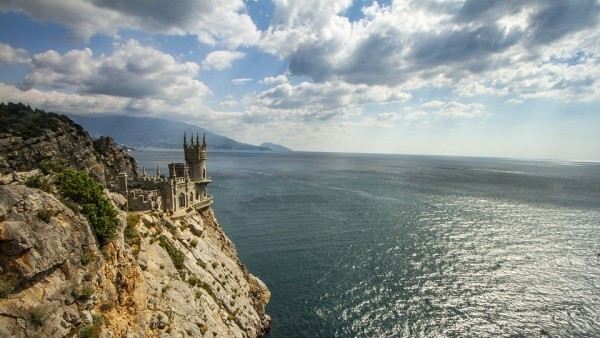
[{"x1": 127, "y1": 189, "x2": 160, "y2": 211}]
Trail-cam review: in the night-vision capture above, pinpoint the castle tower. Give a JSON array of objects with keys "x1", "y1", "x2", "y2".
[
  {"x1": 117, "y1": 172, "x2": 128, "y2": 194},
  {"x1": 183, "y1": 132, "x2": 207, "y2": 180},
  {"x1": 199, "y1": 133, "x2": 207, "y2": 180}
]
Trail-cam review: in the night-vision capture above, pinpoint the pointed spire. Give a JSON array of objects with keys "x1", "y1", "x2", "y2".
[
  {"x1": 156, "y1": 165, "x2": 160, "y2": 176},
  {"x1": 142, "y1": 166, "x2": 146, "y2": 177},
  {"x1": 202, "y1": 132, "x2": 206, "y2": 147},
  {"x1": 183, "y1": 132, "x2": 187, "y2": 146},
  {"x1": 196, "y1": 132, "x2": 200, "y2": 147}
]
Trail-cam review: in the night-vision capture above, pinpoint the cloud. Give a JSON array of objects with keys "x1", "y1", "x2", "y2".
[
  {"x1": 527, "y1": 0, "x2": 600, "y2": 46},
  {"x1": 409, "y1": 25, "x2": 522, "y2": 70},
  {"x1": 258, "y1": 0, "x2": 600, "y2": 103},
  {"x1": 0, "y1": 40, "x2": 229, "y2": 130},
  {"x1": 201, "y1": 50, "x2": 246, "y2": 71},
  {"x1": 0, "y1": 0, "x2": 260, "y2": 47},
  {"x1": 22, "y1": 40, "x2": 210, "y2": 100},
  {"x1": 219, "y1": 98, "x2": 239, "y2": 109},
  {"x1": 245, "y1": 75, "x2": 411, "y2": 122},
  {"x1": 231, "y1": 78, "x2": 252, "y2": 85},
  {"x1": 421, "y1": 100, "x2": 487, "y2": 118},
  {"x1": 261, "y1": 75, "x2": 288, "y2": 86},
  {"x1": 0, "y1": 43, "x2": 30, "y2": 64}
]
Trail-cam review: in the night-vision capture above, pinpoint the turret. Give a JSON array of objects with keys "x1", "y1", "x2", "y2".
[
  {"x1": 183, "y1": 132, "x2": 208, "y2": 180},
  {"x1": 117, "y1": 172, "x2": 128, "y2": 194},
  {"x1": 199, "y1": 133, "x2": 207, "y2": 179}
]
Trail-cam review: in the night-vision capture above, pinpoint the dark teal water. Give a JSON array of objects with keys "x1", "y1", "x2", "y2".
[{"x1": 134, "y1": 151, "x2": 600, "y2": 337}]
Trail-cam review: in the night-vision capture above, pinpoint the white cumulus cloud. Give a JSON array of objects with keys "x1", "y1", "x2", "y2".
[
  {"x1": 201, "y1": 50, "x2": 246, "y2": 71},
  {"x1": 0, "y1": 43, "x2": 30, "y2": 64}
]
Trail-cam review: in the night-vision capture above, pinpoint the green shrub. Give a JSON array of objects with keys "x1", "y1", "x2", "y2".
[
  {"x1": 79, "y1": 315, "x2": 102, "y2": 338},
  {"x1": 39, "y1": 159, "x2": 66, "y2": 175},
  {"x1": 72, "y1": 285, "x2": 94, "y2": 301},
  {"x1": 0, "y1": 275, "x2": 17, "y2": 298},
  {"x1": 80, "y1": 252, "x2": 93, "y2": 266},
  {"x1": 56, "y1": 169, "x2": 118, "y2": 246},
  {"x1": 158, "y1": 235, "x2": 185, "y2": 270},
  {"x1": 37, "y1": 208, "x2": 54, "y2": 223},
  {"x1": 124, "y1": 221, "x2": 141, "y2": 257},
  {"x1": 190, "y1": 239, "x2": 198, "y2": 248},
  {"x1": 187, "y1": 276, "x2": 200, "y2": 287},
  {"x1": 126, "y1": 214, "x2": 140, "y2": 228},
  {"x1": 24, "y1": 175, "x2": 42, "y2": 188},
  {"x1": 25, "y1": 175, "x2": 52, "y2": 192},
  {"x1": 124, "y1": 223, "x2": 140, "y2": 242},
  {"x1": 29, "y1": 306, "x2": 46, "y2": 327}
]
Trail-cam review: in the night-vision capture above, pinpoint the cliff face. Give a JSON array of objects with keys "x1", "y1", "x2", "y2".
[
  {"x1": 93, "y1": 136, "x2": 139, "y2": 185},
  {"x1": 0, "y1": 103, "x2": 270, "y2": 337},
  {"x1": 0, "y1": 103, "x2": 138, "y2": 186},
  {"x1": 0, "y1": 183, "x2": 271, "y2": 337}
]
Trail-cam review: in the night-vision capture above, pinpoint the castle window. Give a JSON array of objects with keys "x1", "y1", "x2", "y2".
[
  {"x1": 178, "y1": 193, "x2": 186, "y2": 208},
  {"x1": 190, "y1": 192, "x2": 193, "y2": 202},
  {"x1": 203, "y1": 169, "x2": 206, "y2": 178}
]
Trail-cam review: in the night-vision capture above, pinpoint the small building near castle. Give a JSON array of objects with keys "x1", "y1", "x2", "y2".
[{"x1": 117, "y1": 133, "x2": 213, "y2": 213}]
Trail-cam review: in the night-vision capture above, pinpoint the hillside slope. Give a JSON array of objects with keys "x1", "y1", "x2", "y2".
[{"x1": 0, "y1": 102, "x2": 138, "y2": 186}]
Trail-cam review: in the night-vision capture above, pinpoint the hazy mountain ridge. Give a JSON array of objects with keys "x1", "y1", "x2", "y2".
[
  {"x1": 260, "y1": 142, "x2": 292, "y2": 152},
  {"x1": 69, "y1": 115, "x2": 271, "y2": 151}
]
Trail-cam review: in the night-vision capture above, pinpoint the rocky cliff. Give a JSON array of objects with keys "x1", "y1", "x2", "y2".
[
  {"x1": 0, "y1": 102, "x2": 138, "y2": 186},
  {"x1": 0, "y1": 103, "x2": 271, "y2": 337},
  {"x1": 0, "y1": 183, "x2": 271, "y2": 337}
]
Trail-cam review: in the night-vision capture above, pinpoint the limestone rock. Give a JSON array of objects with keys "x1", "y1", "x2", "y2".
[
  {"x1": 0, "y1": 185, "x2": 94, "y2": 282},
  {"x1": 0, "y1": 172, "x2": 13, "y2": 185},
  {"x1": 108, "y1": 190, "x2": 128, "y2": 210},
  {"x1": 93, "y1": 136, "x2": 138, "y2": 186},
  {"x1": 0, "y1": 183, "x2": 271, "y2": 338}
]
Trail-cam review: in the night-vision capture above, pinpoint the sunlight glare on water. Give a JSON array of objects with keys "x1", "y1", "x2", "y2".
[{"x1": 134, "y1": 150, "x2": 600, "y2": 337}]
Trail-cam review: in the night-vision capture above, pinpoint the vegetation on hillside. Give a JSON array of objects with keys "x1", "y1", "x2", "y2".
[
  {"x1": 158, "y1": 235, "x2": 185, "y2": 270},
  {"x1": 0, "y1": 102, "x2": 75, "y2": 137},
  {"x1": 56, "y1": 169, "x2": 118, "y2": 245}
]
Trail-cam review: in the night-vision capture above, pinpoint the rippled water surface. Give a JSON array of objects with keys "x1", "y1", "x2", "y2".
[{"x1": 134, "y1": 151, "x2": 600, "y2": 337}]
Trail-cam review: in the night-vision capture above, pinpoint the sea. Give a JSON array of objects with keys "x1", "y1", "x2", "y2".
[{"x1": 133, "y1": 150, "x2": 600, "y2": 338}]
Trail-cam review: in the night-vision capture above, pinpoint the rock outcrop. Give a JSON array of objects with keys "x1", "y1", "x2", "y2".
[
  {"x1": 0, "y1": 102, "x2": 138, "y2": 186},
  {"x1": 0, "y1": 183, "x2": 271, "y2": 337},
  {"x1": 93, "y1": 136, "x2": 139, "y2": 185},
  {"x1": 0, "y1": 103, "x2": 270, "y2": 337}
]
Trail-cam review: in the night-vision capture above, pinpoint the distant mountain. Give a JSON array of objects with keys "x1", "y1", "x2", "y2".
[
  {"x1": 69, "y1": 115, "x2": 270, "y2": 151},
  {"x1": 260, "y1": 142, "x2": 292, "y2": 152}
]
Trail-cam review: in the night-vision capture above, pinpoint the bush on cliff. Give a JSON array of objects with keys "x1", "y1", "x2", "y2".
[
  {"x1": 56, "y1": 169, "x2": 118, "y2": 246},
  {"x1": 158, "y1": 235, "x2": 185, "y2": 270}
]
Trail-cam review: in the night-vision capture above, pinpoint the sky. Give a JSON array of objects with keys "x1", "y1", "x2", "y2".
[{"x1": 0, "y1": 0, "x2": 599, "y2": 160}]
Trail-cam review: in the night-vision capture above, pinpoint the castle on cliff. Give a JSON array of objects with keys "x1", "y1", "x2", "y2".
[{"x1": 117, "y1": 133, "x2": 213, "y2": 213}]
